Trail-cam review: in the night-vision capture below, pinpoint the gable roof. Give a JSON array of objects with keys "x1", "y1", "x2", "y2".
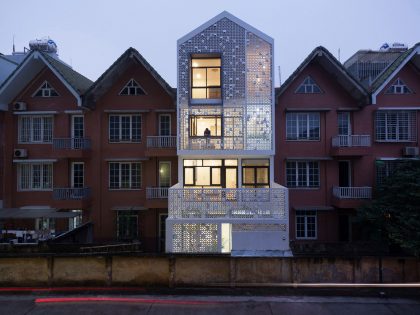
[
  {"x1": 0, "y1": 50, "x2": 92, "y2": 109},
  {"x1": 178, "y1": 11, "x2": 273, "y2": 46},
  {"x1": 83, "y1": 47, "x2": 175, "y2": 108},
  {"x1": 276, "y1": 46, "x2": 369, "y2": 106},
  {"x1": 371, "y1": 43, "x2": 420, "y2": 103}
]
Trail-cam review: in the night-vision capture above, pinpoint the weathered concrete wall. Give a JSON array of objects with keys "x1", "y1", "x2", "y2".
[{"x1": 0, "y1": 255, "x2": 418, "y2": 286}]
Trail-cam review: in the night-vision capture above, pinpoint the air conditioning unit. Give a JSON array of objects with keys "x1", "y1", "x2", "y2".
[
  {"x1": 13, "y1": 149, "x2": 28, "y2": 158},
  {"x1": 403, "y1": 146, "x2": 419, "y2": 156},
  {"x1": 13, "y1": 102, "x2": 27, "y2": 111}
]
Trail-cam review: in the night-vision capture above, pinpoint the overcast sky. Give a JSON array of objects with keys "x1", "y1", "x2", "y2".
[{"x1": 1, "y1": 0, "x2": 419, "y2": 87}]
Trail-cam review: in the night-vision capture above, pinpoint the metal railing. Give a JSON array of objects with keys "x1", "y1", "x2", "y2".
[
  {"x1": 53, "y1": 138, "x2": 92, "y2": 150},
  {"x1": 146, "y1": 136, "x2": 176, "y2": 148},
  {"x1": 146, "y1": 187, "x2": 169, "y2": 199},
  {"x1": 332, "y1": 186, "x2": 372, "y2": 199},
  {"x1": 168, "y1": 183, "x2": 288, "y2": 219},
  {"x1": 53, "y1": 187, "x2": 91, "y2": 200},
  {"x1": 331, "y1": 135, "x2": 371, "y2": 147}
]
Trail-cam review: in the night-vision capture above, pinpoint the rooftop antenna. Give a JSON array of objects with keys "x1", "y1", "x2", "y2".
[
  {"x1": 338, "y1": 48, "x2": 341, "y2": 62},
  {"x1": 278, "y1": 66, "x2": 282, "y2": 86},
  {"x1": 12, "y1": 35, "x2": 15, "y2": 53}
]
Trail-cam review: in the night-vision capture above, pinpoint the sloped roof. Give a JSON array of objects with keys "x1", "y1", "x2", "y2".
[
  {"x1": 371, "y1": 43, "x2": 420, "y2": 92},
  {"x1": 0, "y1": 53, "x2": 19, "y2": 66},
  {"x1": 41, "y1": 52, "x2": 92, "y2": 94},
  {"x1": 276, "y1": 46, "x2": 369, "y2": 105},
  {"x1": 83, "y1": 47, "x2": 174, "y2": 108},
  {"x1": 178, "y1": 11, "x2": 273, "y2": 45},
  {"x1": 0, "y1": 50, "x2": 92, "y2": 108}
]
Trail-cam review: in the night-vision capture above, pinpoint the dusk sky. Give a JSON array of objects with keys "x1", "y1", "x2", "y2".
[{"x1": 1, "y1": 0, "x2": 419, "y2": 87}]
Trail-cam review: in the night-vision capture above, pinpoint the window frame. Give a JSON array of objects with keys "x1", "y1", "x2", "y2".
[
  {"x1": 119, "y1": 79, "x2": 146, "y2": 96},
  {"x1": 286, "y1": 112, "x2": 320, "y2": 141},
  {"x1": 295, "y1": 210, "x2": 317, "y2": 239},
  {"x1": 159, "y1": 114, "x2": 171, "y2": 136},
  {"x1": 108, "y1": 114, "x2": 142, "y2": 143},
  {"x1": 109, "y1": 162, "x2": 142, "y2": 190},
  {"x1": 32, "y1": 81, "x2": 59, "y2": 98},
  {"x1": 189, "y1": 115, "x2": 222, "y2": 137},
  {"x1": 18, "y1": 163, "x2": 53, "y2": 191},
  {"x1": 385, "y1": 78, "x2": 412, "y2": 95},
  {"x1": 375, "y1": 110, "x2": 417, "y2": 142},
  {"x1": 18, "y1": 115, "x2": 53, "y2": 144},
  {"x1": 190, "y1": 55, "x2": 222, "y2": 102},
  {"x1": 117, "y1": 211, "x2": 139, "y2": 240},
  {"x1": 286, "y1": 161, "x2": 320, "y2": 188},
  {"x1": 295, "y1": 76, "x2": 323, "y2": 94}
]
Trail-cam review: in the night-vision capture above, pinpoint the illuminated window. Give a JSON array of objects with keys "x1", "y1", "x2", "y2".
[
  {"x1": 191, "y1": 57, "x2": 221, "y2": 99},
  {"x1": 190, "y1": 115, "x2": 222, "y2": 137},
  {"x1": 295, "y1": 76, "x2": 322, "y2": 94},
  {"x1": 33, "y1": 81, "x2": 59, "y2": 97},
  {"x1": 242, "y1": 159, "x2": 269, "y2": 188},
  {"x1": 386, "y1": 78, "x2": 412, "y2": 94},
  {"x1": 119, "y1": 79, "x2": 145, "y2": 96}
]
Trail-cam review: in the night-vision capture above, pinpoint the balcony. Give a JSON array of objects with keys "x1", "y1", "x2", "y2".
[
  {"x1": 52, "y1": 187, "x2": 91, "y2": 208},
  {"x1": 145, "y1": 187, "x2": 169, "y2": 208},
  {"x1": 332, "y1": 186, "x2": 372, "y2": 208},
  {"x1": 145, "y1": 136, "x2": 176, "y2": 157},
  {"x1": 168, "y1": 182, "x2": 288, "y2": 220},
  {"x1": 330, "y1": 135, "x2": 371, "y2": 157},
  {"x1": 146, "y1": 187, "x2": 169, "y2": 199},
  {"x1": 52, "y1": 138, "x2": 91, "y2": 158}
]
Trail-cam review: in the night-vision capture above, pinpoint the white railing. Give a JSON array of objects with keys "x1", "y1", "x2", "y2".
[
  {"x1": 333, "y1": 186, "x2": 372, "y2": 199},
  {"x1": 168, "y1": 182, "x2": 288, "y2": 219},
  {"x1": 53, "y1": 138, "x2": 91, "y2": 150},
  {"x1": 331, "y1": 135, "x2": 371, "y2": 147},
  {"x1": 53, "y1": 187, "x2": 91, "y2": 200},
  {"x1": 147, "y1": 136, "x2": 176, "y2": 148},
  {"x1": 146, "y1": 187, "x2": 169, "y2": 199}
]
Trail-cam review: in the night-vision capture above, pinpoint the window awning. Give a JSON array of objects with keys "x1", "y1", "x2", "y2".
[{"x1": 0, "y1": 208, "x2": 79, "y2": 219}]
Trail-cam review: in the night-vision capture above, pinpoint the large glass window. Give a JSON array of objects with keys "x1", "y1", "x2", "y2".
[
  {"x1": 190, "y1": 115, "x2": 222, "y2": 137},
  {"x1": 109, "y1": 162, "x2": 141, "y2": 189},
  {"x1": 183, "y1": 159, "x2": 235, "y2": 187},
  {"x1": 117, "y1": 211, "x2": 138, "y2": 240},
  {"x1": 191, "y1": 57, "x2": 221, "y2": 100},
  {"x1": 109, "y1": 115, "x2": 141, "y2": 142},
  {"x1": 286, "y1": 112, "x2": 320, "y2": 140},
  {"x1": 296, "y1": 210, "x2": 317, "y2": 239},
  {"x1": 18, "y1": 163, "x2": 53, "y2": 191},
  {"x1": 242, "y1": 159, "x2": 269, "y2": 188},
  {"x1": 19, "y1": 115, "x2": 53, "y2": 143},
  {"x1": 375, "y1": 111, "x2": 416, "y2": 142},
  {"x1": 286, "y1": 161, "x2": 320, "y2": 188}
]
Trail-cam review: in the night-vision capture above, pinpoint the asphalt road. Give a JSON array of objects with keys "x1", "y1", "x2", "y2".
[{"x1": 0, "y1": 295, "x2": 419, "y2": 315}]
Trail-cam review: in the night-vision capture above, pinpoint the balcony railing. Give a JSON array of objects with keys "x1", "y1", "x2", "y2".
[
  {"x1": 53, "y1": 138, "x2": 92, "y2": 150},
  {"x1": 146, "y1": 187, "x2": 169, "y2": 199},
  {"x1": 147, "y1": 136, "x2": 176, "y2": 148},
  {"x1": 168, "y1": 182, "x2": 287, "y2": 219},
  {"x1": 333, "y1": 186, "x2": 372, "y2": 199},
  {"x1": 332, "y1": 135, "x2": 371, "y2": 147},
  {"x1": 53, "y1": 187, "x2": 91, "y2": 200}
]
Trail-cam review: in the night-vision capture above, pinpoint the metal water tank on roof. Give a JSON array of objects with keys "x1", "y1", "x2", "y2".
[{"x1": 29, "y1": 38, "x2": 57, "y2": 53}]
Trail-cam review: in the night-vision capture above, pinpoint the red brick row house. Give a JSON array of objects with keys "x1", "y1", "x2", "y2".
[
  {"x1": 275, "y1": 44, "x2": 420, "y2": 245},
  {"x1": 0, "y1": 47, "x2": 176, "y2": 251}
]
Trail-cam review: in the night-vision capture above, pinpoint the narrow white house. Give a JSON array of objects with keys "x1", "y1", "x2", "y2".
[{"x1": 166, "y1": 11, "x2": 290, "y2": 255}]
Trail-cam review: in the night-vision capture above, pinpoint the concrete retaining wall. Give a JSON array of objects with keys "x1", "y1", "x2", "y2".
[{"x1": 0, "y1": 255, "x2": 418, "y2": 286}]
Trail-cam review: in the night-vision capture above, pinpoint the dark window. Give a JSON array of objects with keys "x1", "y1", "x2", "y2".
[{"x1": 119, "y1": 79, "x2": 146, "y2": 96}]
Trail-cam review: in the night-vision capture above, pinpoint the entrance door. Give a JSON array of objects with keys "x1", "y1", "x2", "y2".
[
  {"x1": 338, "y1": 112, "x2": 351, "y2": 146},
  {"x1": 158, "y1": 214, "x2": 168, "y2": 252},
  {"x1": 338, "y1": 161, "x2": 351, "y2": 187},
  {"x1": 71, "y1": 115, "x2": 84, "y2": 149},
  {"x1": 71, "y1": 162, "x2": 84, "y2": 188}
]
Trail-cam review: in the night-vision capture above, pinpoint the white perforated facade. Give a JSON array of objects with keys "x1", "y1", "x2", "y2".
[{"x1": 166, "y1": 11, "x2": 290, "y2": 255}]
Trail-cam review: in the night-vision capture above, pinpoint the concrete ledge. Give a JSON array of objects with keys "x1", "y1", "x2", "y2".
[{"x1": 0, "y1": 255, "x2": 418, "y2": 287}]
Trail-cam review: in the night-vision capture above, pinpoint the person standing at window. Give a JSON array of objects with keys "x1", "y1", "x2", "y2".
[{"x1": 204, "y1": 127, "x2": 211, "y2": 147}]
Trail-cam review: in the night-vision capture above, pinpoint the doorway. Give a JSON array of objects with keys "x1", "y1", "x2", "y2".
[{"x1": 338, "y1": 161, "x2": 351, "y2": 187}]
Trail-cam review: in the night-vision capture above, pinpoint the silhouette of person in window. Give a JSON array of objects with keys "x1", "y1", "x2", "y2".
[{"x1": 204, "y1": 127, "x2": 211, "y2": 147}]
